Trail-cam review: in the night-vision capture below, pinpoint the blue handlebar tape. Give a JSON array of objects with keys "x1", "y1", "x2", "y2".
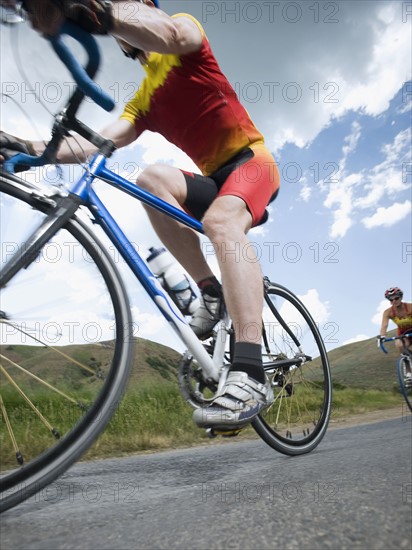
[
  {"x1": 49, "y1": 22, "x2": 115, "y2": 112},
  {"x1": 380, "y1": 344, "x2": 388, "y2": 354},
  {"x1": 3, "y1": 152, "x2": 46, "y2": 173}
]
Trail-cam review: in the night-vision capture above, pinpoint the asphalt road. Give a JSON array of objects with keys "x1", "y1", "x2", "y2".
[{"x1": 1, "y1": 416, "x2": 411, "y2": 550}]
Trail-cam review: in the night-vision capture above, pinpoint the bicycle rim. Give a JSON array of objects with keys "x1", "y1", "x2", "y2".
[
  {"x1": 397, "y1": 357, "x2": 412, "y2": 412},
  {"x1": 0, "y1": 176, "x2": 133, "y2": 512},
  {"x1": 253, "y1": 281, "x2": 332, "y2": 455}
]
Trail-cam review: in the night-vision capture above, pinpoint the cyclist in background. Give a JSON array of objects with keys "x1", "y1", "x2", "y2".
[
  {"x1": 379, "y1": 288, "x2": 412, "y2": 351},
  {"x1": 378, "y1": 287, "x2": 412, "y2": 384},
  {"x1": 0, "y1": 0, "x2": 280, "y2": 431}
]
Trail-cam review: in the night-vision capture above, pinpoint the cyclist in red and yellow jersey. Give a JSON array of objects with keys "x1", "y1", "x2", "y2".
[
  {"x1": 0, "y1": 0, "x2": 280, "y2": 431},
  {"x1": 379, "y1": 287, "x2": 412, "y2": 353}
]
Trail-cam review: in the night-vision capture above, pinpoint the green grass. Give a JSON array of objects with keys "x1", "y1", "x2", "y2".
[
  {"x1": 330, "y1": 384, "x2": 401, "y2": 420},
  {"x1": 86, "y1": 380, "x2": 202, "y2": 458},
  {"x1": 0, "y1": 379, "x2": 205, "y2": 469}
]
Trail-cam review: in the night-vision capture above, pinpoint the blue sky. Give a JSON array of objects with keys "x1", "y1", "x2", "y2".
[{"x1": 1, "y1": 0, "x2": 411, "y2": 352}]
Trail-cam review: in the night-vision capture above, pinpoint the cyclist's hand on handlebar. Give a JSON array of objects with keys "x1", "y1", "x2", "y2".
[
  {"x1": 17, "y1": 0, "x2": 112, "y2": 36},
  {"x1": 377, "y1": 335, "x2": 385, "y2": 348},
  {"x1": 0, "y1": 131, "x2": 37, "y2": 172},
  {"x1": 23, "y1": 0, "x2": 113, "y2": 35},
  {"x1": 62, "y1": 0, "x2": 114, "y2": 34},
  {"x1": 21, "y1": 0, "x2": 64, "y2": 35}
]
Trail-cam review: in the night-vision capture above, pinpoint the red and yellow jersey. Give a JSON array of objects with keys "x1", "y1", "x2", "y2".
[
  {"x1": 391, "y1": 303, "x2": 412, "y2": 335},
  {"x1": 120, "y1": 13, "x2": 264, "y2": 176}
]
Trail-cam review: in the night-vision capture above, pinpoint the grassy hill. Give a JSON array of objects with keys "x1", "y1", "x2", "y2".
[
  {"x1": 2, "y1": 330, "x2": 403, "y2": 392},
  {"x1": 325, "y1": 329, "x2": 401, "y2": 392},
  {"x1": 2, "y1": 330, "x2": 405, "y2": 403},
  {"x1": 1, "y1": 337, "x2": 181, "y2": 388}
]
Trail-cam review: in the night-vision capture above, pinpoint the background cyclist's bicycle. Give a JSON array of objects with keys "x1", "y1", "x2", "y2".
[
  {"x1": 380, "y1": 333, "x2": 412, "y2": 413},
  {"x1": 0, "y1": 24, "x2": 332, "y2": 513}
]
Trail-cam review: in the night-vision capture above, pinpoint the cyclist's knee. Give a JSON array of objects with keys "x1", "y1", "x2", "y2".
[
  {"x1": 137, "y1": 165, "x2": 186, "y2": 202},
  {"x1": 202, "y1": 199, "x2": 251, "y2": 242},
  {"x1": 202, "y1": 212, "x2": 230, "y2": 243},
  {"x1": 138, "y1": 165, "x2": 167, "y2": 193}
]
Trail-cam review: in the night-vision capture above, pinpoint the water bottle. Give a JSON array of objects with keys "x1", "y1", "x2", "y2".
[{"x1": 146, "y1": 247, "x2": 200, "y2": 315}]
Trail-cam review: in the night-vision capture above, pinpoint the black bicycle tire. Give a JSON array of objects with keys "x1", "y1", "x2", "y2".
[
  {"x1": 252, "y1": 281, "x2": 332, "y2": 455},
  {"x1": 397, "y1": 357, "x2": 412, "y2": 412},
  {"x1": 0, "y1": 177, "x2": 134, "y2": 512}
]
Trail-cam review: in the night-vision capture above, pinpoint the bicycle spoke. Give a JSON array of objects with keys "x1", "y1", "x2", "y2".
[
  {"x1": 253, "y1": 281, "x2": 332, "y2": 455},
  {"x1": 1, "y1": 320, "x2": 98, "y2": 376},
  {"x1": 1, "y1": 365, "x2": 60, "y2": 439},
  {"x1": 1, "y1": 354, "x2": 80, "y2": 404},
  {"x1": 0, "y1": 394, "x2": 23, "y2": 465}
]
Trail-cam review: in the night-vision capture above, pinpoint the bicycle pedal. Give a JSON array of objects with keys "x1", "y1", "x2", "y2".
[{"x1": 206, "y1": 427, "x2": 244, "y2": 438}]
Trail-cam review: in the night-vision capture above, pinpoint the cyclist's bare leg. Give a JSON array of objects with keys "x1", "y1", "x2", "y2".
[
  {"x1": 191, "y1": 194, "x2": 269, "y2": 430},
  {"x1": 397, "y1": 337, "x2": 412, "y2": 374},
  {"x1": 137, "y1": 164, "x2": 214, "y2": 282},
  {"x1": 202, "y1": 195, "x2": 263, "y2": 345},
  {"x1": 395, "y1": 338, "x2": 412, "y2": 354},
  {"x1": 138, "y1": 166, "x2": 263, "y2": 345},
  {"x1": 395, "y1": 340, "x2": 403, "y2": 353}
]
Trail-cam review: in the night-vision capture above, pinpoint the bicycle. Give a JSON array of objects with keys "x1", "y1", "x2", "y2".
[
  {"x1": 379, "y1": 332, "x2": 412, "y2": 412},
  {"x1": 0, "y1": 23, "x2": 332, "y2": 513}
]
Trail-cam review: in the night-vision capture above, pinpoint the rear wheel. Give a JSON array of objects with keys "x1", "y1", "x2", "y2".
[
  {"x1": 253, "y1": 280, "x2": 332, "y2": 455},
  {"x1": 0, "y1": 175, "x2": 133, "y2": 512},
  {"x1": 397, "y1": 356, "x2": 412, "y2": 412}
]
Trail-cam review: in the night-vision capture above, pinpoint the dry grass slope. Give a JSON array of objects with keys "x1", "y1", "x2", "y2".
[{"x1": 326, "y1": 329, "x2": 401, "y2": 392}]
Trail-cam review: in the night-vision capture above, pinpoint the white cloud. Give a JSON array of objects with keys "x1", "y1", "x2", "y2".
[
  {"x1": 354, "y1": 128, "x2": 411, "y2": 210},
  {"x1": 362, "y1": 200, "x2": 411, "y2": 229},
  {"x1": 341, "y1": 121, "x2": 362, "y2": 173},
  {"x1": 249, "y1": 224, "x2": 269, "y2": 237},
  {"x1": 297, "y1": 176, "x2": 312, "y2": 202},
  {"x1": 338, "y1": 5, "x2": 411, "y2": 117},
  {"x1": 322, "y1": 121, "x2": 364, "y2": 238},
  {"x1": 129, "y1": 303, "x2": 187, "y2": 352},
  {"x1": 381, "y1": 128, "x2": 411, "y2": 167},
  {"x1": 131, "y1": 305, "x2": 167, "y2": 338},
  {"x1": 372, "y1": 299, "x2": 388, "y2": 326},
  {"x1": 312, "y1": 5, "x2": 411, "y2": 126},
  {"x1": 261, "y1": 2, "x2": 412, "y2": 151},
  {"x1": 323, "y1": 185, "x2": 353, "y2": 239},
  {"x1": 322, "y1": 125, "x2": 411, "y2": 238},
  {"x1": 298, "y1": 289, "x2": 330, "y2": 326},
  {"x1": 300, "y1": 184, "x2": 312, "y2": 202},
  {"x1": 397, "y1": 98, "x2": 412, "y2": 115},
  {"x1": 1, "y1": 113, "x2": 51, "y2": 143},
  {"x1": 138, "y1": 132, "x2": 200, "y2": 172}
]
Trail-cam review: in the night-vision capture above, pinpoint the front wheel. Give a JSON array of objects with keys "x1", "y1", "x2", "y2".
[
  {"x1": 0, "y1": 175, "x2": 134, "y2": 512},
  {"x1": 397, "y1": 356, "x2": 412, "y2": 412},
  {"x1": 253, "y1": 280, "x2": 332, "y2": 455}
]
